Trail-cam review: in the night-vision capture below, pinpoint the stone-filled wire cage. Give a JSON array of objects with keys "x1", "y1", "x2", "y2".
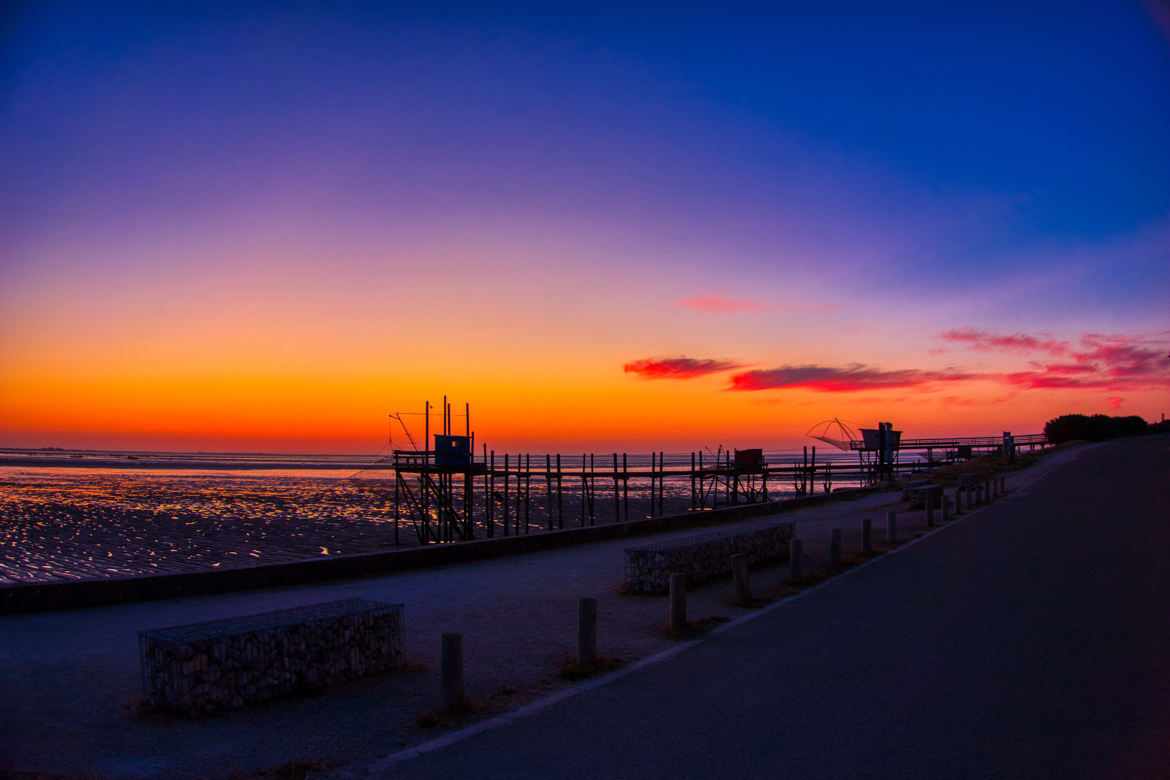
[{"x1": 138, "y1": 598, "x2": 404, "y2": 716}]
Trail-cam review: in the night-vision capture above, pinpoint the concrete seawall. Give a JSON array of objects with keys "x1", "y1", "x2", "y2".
[{"x1": 1, "y1": 487, "x2": 872, "y2": 614}]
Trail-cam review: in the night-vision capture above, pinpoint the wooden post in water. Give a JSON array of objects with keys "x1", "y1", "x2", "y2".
[
  {"x1": 623, "y1": 453, "x2": 629, "y2": 520},
  {"x1": 502, "y1": 453, "x2": 510, "y2": 537},
  {"x1": 582, "y1": 453, "x2": 589, "y2": 528},
  {"x1": 441, "y1": 633, "x2": 464, "y2": 714},
  {"x1": 577, "y1": 597, "x2": 597, "y2": 667},
  {"x1": 690, "y1": 452, "x2": 696, "y2": 511},
  {"x1": 556, "y1": 454, "x2": 563, "y2": 530},
  {"x1": 613, "y1": 453, "x2": 620, "y2": 524},
  {"x1": 659, "y1": 451, "x2": 666, "y2": 515},
  {"x1": 545, "y1": 454, "x2": 553, "y2": 531},
  {"x1": 487, "y1": 450, "x2": 495, "y2": 538},
  {"x1": 669, "y1": 573, "x2": 687, "y2": 632}
]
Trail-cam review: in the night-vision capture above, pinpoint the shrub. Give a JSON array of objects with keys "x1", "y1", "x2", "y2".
[{"x1": 1044, "y1": 414, "x2": 1148, "y2": 444}]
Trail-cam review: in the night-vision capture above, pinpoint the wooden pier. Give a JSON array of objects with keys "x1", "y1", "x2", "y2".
[{"x1": 376, "y1": 401, "x2": 1047, "y2": 546}]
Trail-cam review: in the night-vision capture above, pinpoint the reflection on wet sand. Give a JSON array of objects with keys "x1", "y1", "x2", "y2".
[{"x1": 0, "y1": 469, "x2": 398, "y2": 583}]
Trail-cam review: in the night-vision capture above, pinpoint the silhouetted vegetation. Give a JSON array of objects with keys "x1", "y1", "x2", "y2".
[{"x1": 1044, "y1": 414, "x2": 1148, "y2": 444}]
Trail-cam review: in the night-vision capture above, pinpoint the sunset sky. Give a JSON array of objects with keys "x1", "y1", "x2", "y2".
[{"x1": 2, "y1": 1, "x2": 1168, "y2": 454}]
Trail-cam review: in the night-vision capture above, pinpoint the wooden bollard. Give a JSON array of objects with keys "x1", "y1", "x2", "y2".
[
  {"x1": 577, "y1": 597, "x2": 597, "y2": 667},
  {"x1": 886, "y1": 511, "x2": 897, "y2": 545},
  {"x1": 829, "y1": 529, "x2": 842, "y2": 570},
  {"x1": 441, "y1": 633, "x2": 465, "y2": 714},
  {"x1": 669, "y1": 573, "x2": 687, "y2": 632},
  {"x1": 789, "y1": 539, "x2": 803, "y2": 582},
  {"x1": 861, "y1": 517, "x2": 872, "y2": 553},
  {"x1": 731, "y1": 553, "x2": 752, "y2": 603}
]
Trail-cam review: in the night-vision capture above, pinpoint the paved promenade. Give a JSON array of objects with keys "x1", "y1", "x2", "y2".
[
  {"x1": 358, "y1": 434, "x2": 1170, "y2": 779},
  {"x1": 0, "y1": 440, "x2": 1133, "y2": 778}
]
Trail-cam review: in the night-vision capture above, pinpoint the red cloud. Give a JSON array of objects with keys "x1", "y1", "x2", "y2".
[
  {"x1": 1004, "y1": 332, "x2": 1170, "y2": 390},
  {"x1": 728, "y1": 364, "x2": 976, "y2": 392},
  {"x1": 941, "y1": 328, "x2": 1070, "y2": 356},
  {"x1": 623, "y1": 357, "x2": 743, "y2": 379},
  {"x1": 675, "y1": 296, "x2": 769, "y2": 313}
]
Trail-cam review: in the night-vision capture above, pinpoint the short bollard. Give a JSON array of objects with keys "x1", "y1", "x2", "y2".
[
  {"x1": 991, "y1": 479, "x2": 999, "y2": 499},
  {"x1": 954, "y1": 486, "x2": 963, "y2": 514},
  {"x1": 441, "y1": 632, "x2": 465, "y2": 714},
  {"x1": 886, "y1": 511, "x2": 897, "y2": 545},
  {"x1": 829, "y1": 529, "x2": 842, "y2": 570},
  {"x1": 577, "y1": 597, "x2": 597, "y2": 667},
  {"x1": 1000, "y1": 476, "x2": 1006, "y2": 494},
  {"x1": 669, "y1": 573, "x2": 687, "y2": 632},
  {"x1": 861, "y1": 517, "x2": 872, "y2": 553},
  {"x1": 789, "y1": 538, "x2": 803, "y2": 582},
  {"x1": 926, "y1": 496, "x2": 935, "y2": 528},
  {"x1": 731, "y1": 553, "x2": 752, "y2": 603},
  {"x1": 942, "y1": 495, "x2": 950, "y2": 523}
]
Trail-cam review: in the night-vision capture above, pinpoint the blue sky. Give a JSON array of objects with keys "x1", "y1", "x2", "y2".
[{"x1": 2, "y1": 1, "x2": 1167, "y2": 450}]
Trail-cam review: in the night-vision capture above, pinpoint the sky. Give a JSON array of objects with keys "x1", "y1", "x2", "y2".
[{"x1": 2, "y1": 0, "x2": 1168, "y2": 454}]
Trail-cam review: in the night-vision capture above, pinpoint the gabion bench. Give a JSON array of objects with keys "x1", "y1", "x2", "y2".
[
  {"x1": 624, "y1": 522, "x2": 795, "y2": 595},
  {"x1": 139, "y1": 598, "x2": 403, "y2": 716}
]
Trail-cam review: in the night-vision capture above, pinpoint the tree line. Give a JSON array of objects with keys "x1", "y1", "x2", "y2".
[{"x1": 1044, "y1": 414, "x2": 1151, "y2": 444}]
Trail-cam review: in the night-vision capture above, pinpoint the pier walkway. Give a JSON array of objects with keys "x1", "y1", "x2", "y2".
[{"x1": 0, "y1": 439, "x2": 1147, "y2": 778}]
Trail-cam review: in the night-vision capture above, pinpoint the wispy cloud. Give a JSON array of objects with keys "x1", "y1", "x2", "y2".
[
  {"x1": 940, "y1": 327, "x2": 1070, "y2": 356},
  {"x1": 994, "y1": 331, "x2": 1170, "y2": 390},
  {"x1": 728, "y1": 364, "x2": 975, "y2": 392},
  {"x1": 674, "y1": 296, "x2": 770, "y2": 313},
  {"x1": 623, "y1": 356, "x2": 743, "y2": 379}
]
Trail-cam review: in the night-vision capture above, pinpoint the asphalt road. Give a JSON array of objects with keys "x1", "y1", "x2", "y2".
[{"x1": 372, "y1": 435, "x2": 1170, "y2": 779}]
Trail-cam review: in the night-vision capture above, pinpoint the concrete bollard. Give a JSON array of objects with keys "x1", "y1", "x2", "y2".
[
  {"x1": 731, "y1": 553, "x2": 752, "y2": 603},
  {"x1": 829, "y1": 529, "x2": 842, "y2": 570},
  {"x1": 926, "y1": 496, "x2": 935, "y2": 528},
  {"x1": 954, "y1": 486, "x2": 963, "y2": 514},
  {"x1": 441, "y1": 633, "x2": 465, "y2": 714},
  {"x1": 861, "y1": 517, "x2": 872, "y2": 553},
  {"x1": 577, "y1": 597, "x2": 597, "y2": 667},
  {"x1": 1000, "y1": 476, "x2": 1006, "y2": 494},
  {"x1": 942, "y1": 495, "x2": 950, "y2": 523},
  {"x1": 669, "y1": 573, "x2": 687, "y2": 632},
  {"x1": 886, "y1": 511, "x2": 897, "y2": 545},
  {"x1": 789, "y1": 539, "x2": 803, "y2": 582}
]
